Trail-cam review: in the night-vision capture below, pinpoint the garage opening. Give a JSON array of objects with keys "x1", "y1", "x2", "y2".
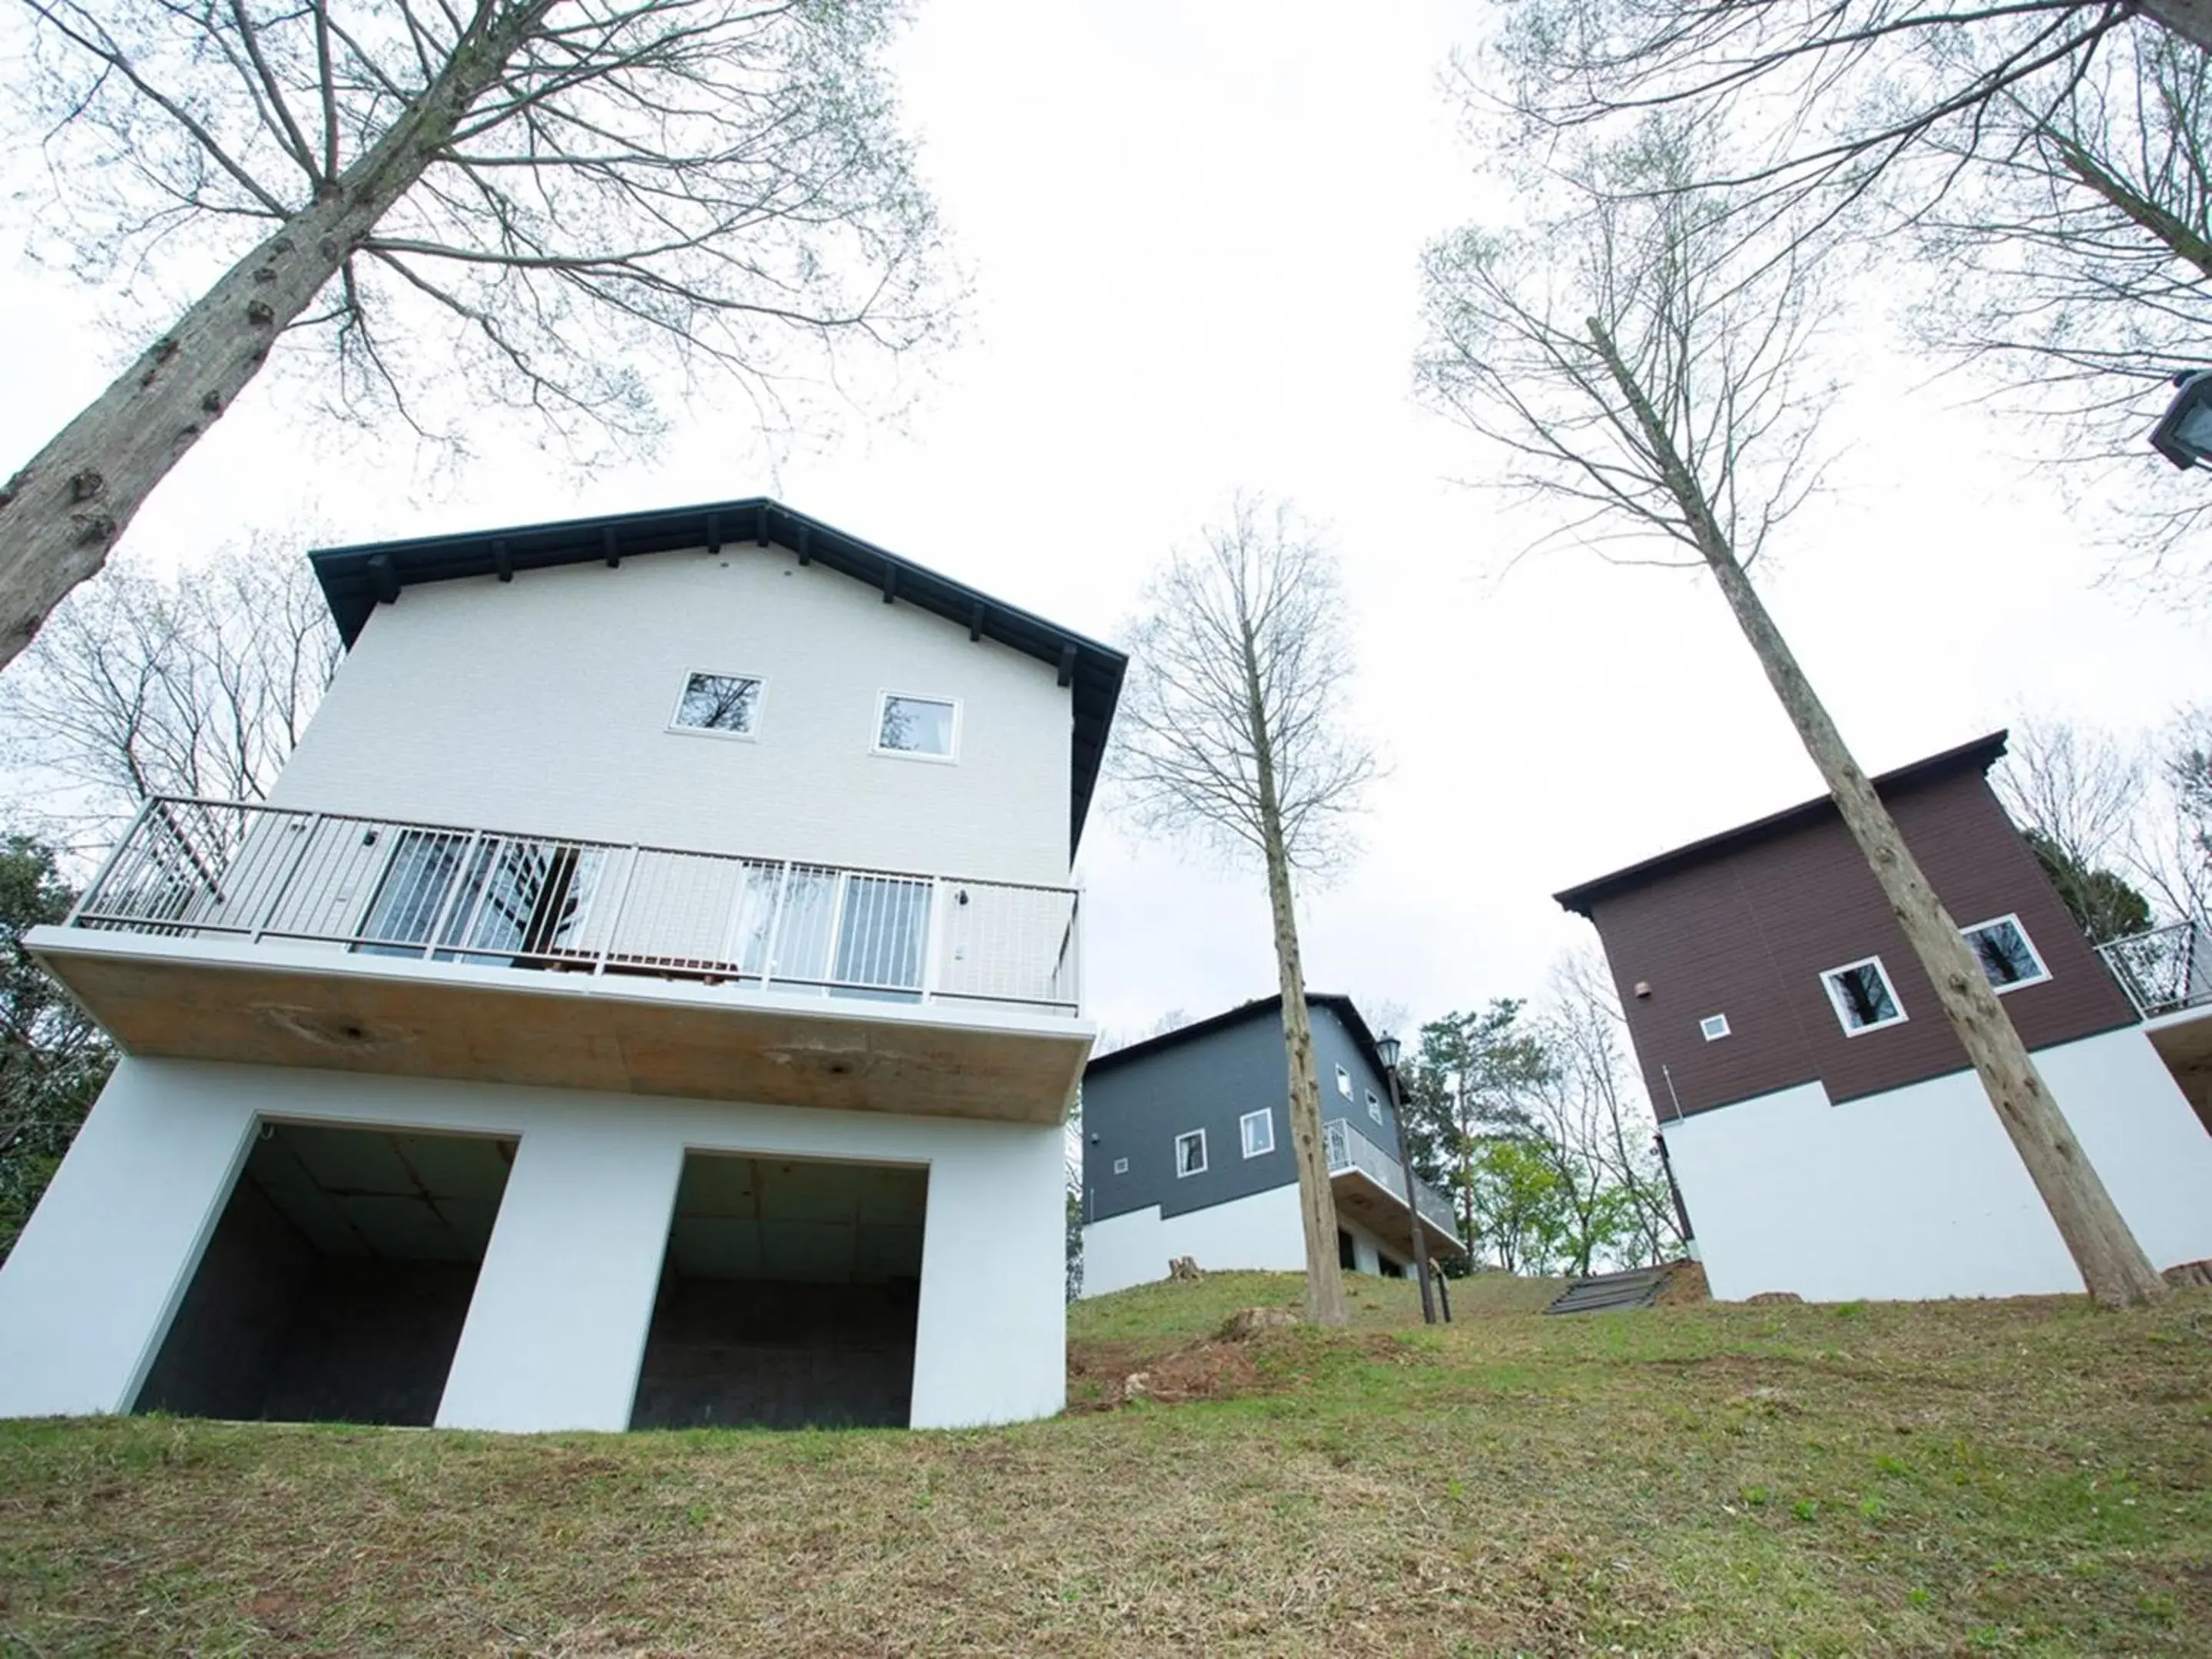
[
  {"x1": 630, "y1": 1151, "x2": 926, "y2": 1431},
  {"x1": 133, "y1": 1121, "x2": 513, "y2": 1426}
]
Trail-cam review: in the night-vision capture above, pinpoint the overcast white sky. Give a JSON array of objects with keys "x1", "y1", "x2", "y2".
[{"x1": 4, "y1": 1, "x2": 2209, "y2": 1051}]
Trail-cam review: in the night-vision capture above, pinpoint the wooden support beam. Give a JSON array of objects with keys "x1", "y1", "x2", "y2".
[
  {"x1": 796, "y1": 525, "x2": 812, "y2": 566},
  {"x1": 603, "y1": 528, "x2": 620, "y2": 568},
  {"x1": 969, "y1": 601, "x2": 985, "y2": 642},
  {"x1": 755, "y1": 502, "x2": 770, "y2": 546},
  {"x1": 882, "y1": 563, "x2": 897, "y2": 604},
  {"x1": 368, "y1": 552, "x2": 399, "y2": 604},
  {"x1": 1057, "y1": 642, "x2": 1078, "y2": 687},
  {"x1": 706, "y1": 512, "x2": 723, "y2": 558},
  {"x1": 492, "y1": 539, "x2": 514, "y2": 583}
]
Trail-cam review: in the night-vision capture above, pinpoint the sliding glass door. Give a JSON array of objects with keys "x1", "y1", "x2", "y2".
[{"x1": 357, "y1": 831, "x2": 604, "y2": 965}]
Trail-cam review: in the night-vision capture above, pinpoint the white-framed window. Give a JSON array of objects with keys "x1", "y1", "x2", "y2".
[
  {"x1": 1700, "y1": 1013, "x2": 1730, "y2": 1041},
  {"x1": 1335, "y1": 1065, "x2": 1353, "y2": 1100},
  {"x1": 1174, "y1": 1128, "x2": 1207, "y2": 1177},
  {"x1": 1240, "y1": 1108, "x2": 1274, "y2": 1158},
  {"x1": 669, "y1": 670, "x2": 763, "y2": 738},
  {"x1": 873, "y1": 692, "x2": 959, "y2": 761},
  {"x1": 1111, "y1": 1157, "x2": 1129, "y2": 1175},
  {"x1": 1962, "y1": 915, "x2": 2050, "y2": 993},
  {"x1": 1365, "y1": 1088, "x2": 1384, "y2": 1124},
  {"x1": 1821, "y1": 956, "x2": 1906, "y2": 1035}
]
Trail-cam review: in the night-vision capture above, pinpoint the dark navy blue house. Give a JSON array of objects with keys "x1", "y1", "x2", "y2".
[{"x1": 1078, "y1": 994, "x2": 1459, "y2": 1296}]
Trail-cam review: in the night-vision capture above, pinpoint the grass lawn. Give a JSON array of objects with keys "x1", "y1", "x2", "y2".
[{"x1": 2, "y1": 1271, "x2": 2207, "y2": 1655}]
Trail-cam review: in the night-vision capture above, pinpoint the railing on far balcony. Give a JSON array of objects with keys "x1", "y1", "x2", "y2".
[
  {"x1": 1324, "y1": 1117, "x2": 1459, "y2": 1239},
  {"x1": 65, "y1": 797, "x2": 1081, "y2": 1015},
  {"x1": 2097, "y1": 918, "x2": 2212, "y2": 1021}
]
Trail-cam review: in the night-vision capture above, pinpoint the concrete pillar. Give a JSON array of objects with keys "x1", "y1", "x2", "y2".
[
  {"x1": 0, "y1": 1058, "x2": 257, "y2": 1417},
  {"x1": 435, "y1": 1119, "x2": 681, "y2": 1432},
  {"x1": 908, "y1": 1121, "x2": 1065, "y2": 1429}
]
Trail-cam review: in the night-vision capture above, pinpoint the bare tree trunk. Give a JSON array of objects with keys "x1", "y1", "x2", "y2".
[
  {"x1": 0, "y1": 2, "x2": 552, "y2": 670},
  {"x1": 1590, "y1": 317, "x2": 2168, "y2": 1310},
  {"x1": 2051, "y1": 140, "x2": 2212, "y2": 279},
  {"x1": 2144, "y1": 0, "x2": 2212, "y2": 56},
  {"x1": 1246, "y1": 626, "x2": 1348, "y2": 1326}
]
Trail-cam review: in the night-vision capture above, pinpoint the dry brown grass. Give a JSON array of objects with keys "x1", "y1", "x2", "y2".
[{"x1": 2, "y1": 1272, "x2": 2208, "y2": 1656}]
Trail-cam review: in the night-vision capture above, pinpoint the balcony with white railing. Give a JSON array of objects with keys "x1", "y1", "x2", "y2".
[
  {"x1": 1323, "y1": 1117, "x2": 1462, "y2": 1263},
  {"x1": 28, "y1": 798, "x2": 1091, "y2": 1124},
  {"x1": 2098, "y1": 919, "x2": 2212, "y2": 1022},
  {"x1": 2097, "y1": 916, "x2": 2212, "y2": 1130}
]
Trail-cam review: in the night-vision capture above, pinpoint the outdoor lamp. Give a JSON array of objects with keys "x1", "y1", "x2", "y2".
[
  {"x1": 1376, "y1": 1032, "x2": 1402, "y2": 1071},
  {"x1": 2150, "y1": 369, "x2": 2212, "y2": 469}
]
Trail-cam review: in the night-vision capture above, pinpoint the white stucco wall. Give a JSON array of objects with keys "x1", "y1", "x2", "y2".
[
  {"x1": 1666, "y1": 1025, "x2": 2212, "y2": 1302},
  {"x1": 1081, "y1": 1183, "x2": 1305, "y2": 1297},
  {"x1": 270, "y1": 548, "x2": 1075, "y2": 886},
  {"x1": 0, "y1": 1058, "x2": 1068, "y2": 1432},
  {"x1": 1080, "y1": 1186, "x2": 1416, "y2": 1299}
]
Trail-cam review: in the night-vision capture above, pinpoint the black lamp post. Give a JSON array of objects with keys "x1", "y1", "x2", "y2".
[
  {"x1": 2150, "y1": 369, "x2": 2212, "y2": 469},
  {"x1": 1375, "y1": 1032, "x2": 1438, "y2": 1326}
]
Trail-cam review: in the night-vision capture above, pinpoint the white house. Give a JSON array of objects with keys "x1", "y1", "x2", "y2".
[{"x1": 0, "y1": 499, "x2": 1124, "y2": 1432}]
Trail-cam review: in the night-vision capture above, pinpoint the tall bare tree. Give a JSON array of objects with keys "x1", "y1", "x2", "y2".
[
  {"x1": 1904, "y1": 30, "x2": 2212, "y2": 584},
  {"x1": 1535, "y1": 949, "x2": 1682, "y2": 1269},
  {"x1": 2157, "y1": 708, "x2": 2212, "y2": 910},
  {"x1": 1991, "y1": 710, "x2": 2212, "y2": 929},
  {"x1": 1994, "y1": 720, "x2": 2160, "y2": 943},
  {"x1": 1112, "y1": 498, "x2": 1378, "y2": 1325},
  {"x1": 1416, "y1": 119, "x2": 2167, "y2": 1306},
  {"x1": 0, "y1": 541, "x2": 339, "y2": 843},
  {"x1": 1492, "y1": 2, "x2": 2212, "y2": 578},
  {"x1": 0, "y1": 0, "x2": 950, "y2": 669},
  {"x1": 1494, "y1": 1, "x2": 2210, "y2": 213}
]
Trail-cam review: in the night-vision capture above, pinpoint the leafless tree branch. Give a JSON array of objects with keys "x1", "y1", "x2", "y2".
[{"x1": 0, "y1": 0, "x2": 959, "y2": 669}]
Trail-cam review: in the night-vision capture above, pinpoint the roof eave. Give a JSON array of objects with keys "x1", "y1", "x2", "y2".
[
  {"x1": 1083, "y1": 991, "x2": 1396, "y2": 1083},
  {"x1": 1552, "y1": 730, "x2": 2012, "y2": 917},
  {"x1": 307, "y1": 498, "x2": 1128, "y2": 856}
]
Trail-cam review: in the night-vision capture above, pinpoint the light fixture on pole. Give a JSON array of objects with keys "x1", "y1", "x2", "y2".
[
  {"x1": 2150, "y1": 369, "x2": 2212, "y2": 469},
  {"x1": 1376, "y1": 1031, "x2": 1438, "y2": 1325}
]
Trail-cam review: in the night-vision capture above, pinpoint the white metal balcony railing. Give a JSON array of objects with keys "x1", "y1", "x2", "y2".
[
  {"x1": 2098, "y1": 918, "x2": 2212, "y2": 1021},
  {"x1": 64, "y1": 798, "x2": 1081, "y2": 1015},
  {"x1": 1324, "y1": 1117, "x2": 1459, "y2": 1239}
]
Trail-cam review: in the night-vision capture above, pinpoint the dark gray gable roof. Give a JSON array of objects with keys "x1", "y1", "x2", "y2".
[
  {"x1": 1552, "y1": 730, "x2": 2010, "y2": 918},
  {"x1": 1085, "y1": 992, "x2": 1393, "y2": 1085},
  {"x1": 309, "y1": 497, "x2": 1128, "y2": 855}
]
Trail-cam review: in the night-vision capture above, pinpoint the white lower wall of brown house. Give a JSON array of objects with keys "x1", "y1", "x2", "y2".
[
  {"x1": 1079, "y1": 1182, "x2": 1406, "y2": 1298},
  {"x1": 1664, "y1": 1025, "x2": 2212, "y2": 1303},
  {"x1": 0, "y1": 1058, "x2": 1067, "y2": 1431}
]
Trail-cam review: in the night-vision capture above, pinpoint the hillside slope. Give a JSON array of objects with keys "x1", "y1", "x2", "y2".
[{"x1": 2, "y1": 1273, "x2": 2207, "y2": 1655}]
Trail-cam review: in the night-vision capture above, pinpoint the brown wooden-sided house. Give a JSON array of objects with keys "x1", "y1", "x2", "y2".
[{"x1": 1556, "y1": 732, "x2": 2212, "y2": 1303}]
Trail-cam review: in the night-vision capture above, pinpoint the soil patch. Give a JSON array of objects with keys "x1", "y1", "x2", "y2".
[{"x1": 1066, "y1": 1335, "x2": 1263, "y2": 1410}]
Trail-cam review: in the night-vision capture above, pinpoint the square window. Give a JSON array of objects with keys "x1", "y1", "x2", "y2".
[
  {"x1": 876, "y1": 693, "x2": 959, "y2": 760},
  {"x1": 1174, "y1": 1129, "x2": 1207, "y2": 1177},
  {"x1": 1111, "y1": 1157, "x2": 1129, "y2": 1175},
  {"x1": 671, "y1": 671, "x2": 762, "y2": 737},
  {"x1": 1962, "y1": 916, "x2": 2049, "y2": 992},
  {"x1": 1821, "y1": 957, "x2": 1906, "y2": 1035},
  {"x1": 1335, "y1": 1065, "x2": 1353, "y2": 1100},
  {"x1": 1240, "y1": 1109, "x2": 1273, "y2": 1158},
  {"x1": 1365, "y1": 1089, "x2": 1384, "y2": 1124},
  {"x1": 1700, "y1": 1014, "x2": 1730, "y2": 1041}
]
